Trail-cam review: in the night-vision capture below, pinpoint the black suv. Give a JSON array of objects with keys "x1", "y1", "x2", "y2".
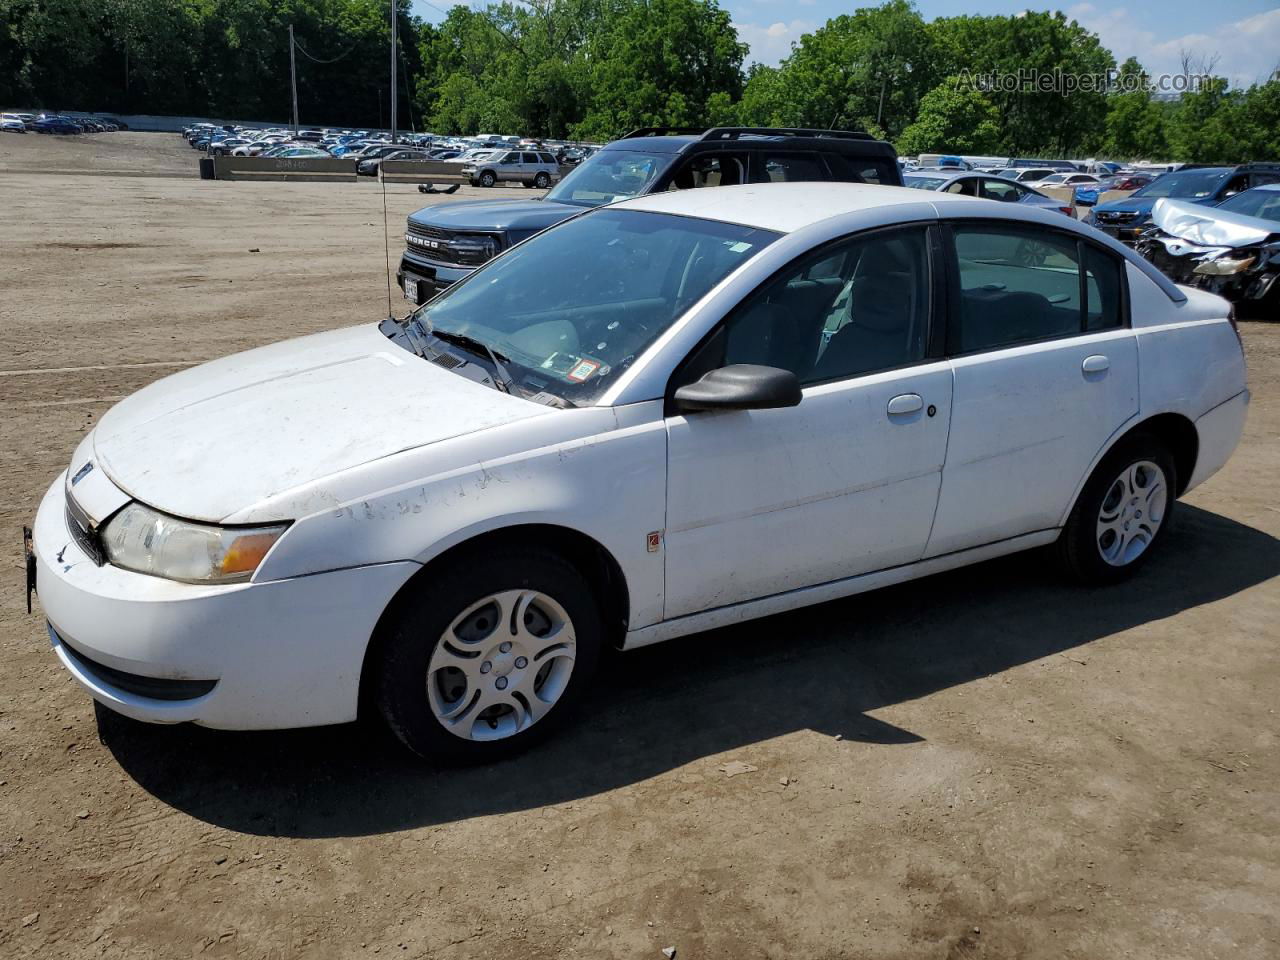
[{"x1": 397, "y1": 127, "x2": 901, "y2": 304}]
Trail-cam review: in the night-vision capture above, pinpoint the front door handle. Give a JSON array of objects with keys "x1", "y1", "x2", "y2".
[
  {"x1": 887, "y1": 393, "x2": 924, "y2": 416},
  {"x1": 1082, "y1": 354, "x2": 1110, "y2": 375}
]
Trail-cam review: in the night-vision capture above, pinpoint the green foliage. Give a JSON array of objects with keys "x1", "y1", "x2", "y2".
[
  {"x1": 0, "y1": 0, "x2": 1274, "y2": 162},
  {"x1": 736, "y1": 0, "x2": 932, "y2": 138},
  {"x1": 1103, "y1": 58, "x2": 1168, "y2": 160},
  {"x1": 896, "y1": 78, "x2": 1000, "y2": 155}
]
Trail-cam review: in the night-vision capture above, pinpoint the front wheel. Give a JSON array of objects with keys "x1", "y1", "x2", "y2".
[
  {"x1": 1057, "y1": 433, "x2": 1176, "y2": 583},
  {"x1": 374, "y1": 547, "x2": 603, "y2": 763},
  {"x1": 478, "y1": 170, "x2": 496, "y2": 188},
  {"x1": 534, "y1": 172, "x2": 551, "y2": 189}
]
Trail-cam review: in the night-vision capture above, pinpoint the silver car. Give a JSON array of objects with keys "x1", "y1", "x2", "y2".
[
  {"x1": 463, "y1": 149, "x2": 560, "y2": 189},
  {"x1": 903, "y1": 171, "x2": 1075, "y2": 217}
]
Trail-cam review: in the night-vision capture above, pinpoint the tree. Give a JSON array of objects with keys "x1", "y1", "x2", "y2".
[
  {"x1": 1103, "y1": 58, "x2": 1168, "y2": 160},
  {"x1": 571, "y1": 0, "x2": 745, "y2": 141},
  {"x1": 896, "y1": 78, "x2": 1001, "y2": 156},
  {"x1": 737, "y1": 0, "x2": 932, "y2": 138},
  {"x1": 927, "y1": 10, "x2": 1114, "y2": 154}
]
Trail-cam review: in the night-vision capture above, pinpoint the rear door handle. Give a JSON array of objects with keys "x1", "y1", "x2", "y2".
[
  {"x1": 1082, "y1": 354, "x2": 1110, "y2": 374},
  {"x1": 887, "y1": 393, "x2": 924, "y2": 416}
]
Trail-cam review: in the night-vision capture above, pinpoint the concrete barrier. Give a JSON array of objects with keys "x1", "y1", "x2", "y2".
[
  {"x1": 1094, "y1": 189, "x2": 1137, "y2": 206},
  {"x1": 379, "y1": 160, "x2": 471, "y2": 185},
  {"x1": 1039, "y1": 185, "x2": 1076, "y2": 207},
  {"x1": 211, "y1": 156, "x2": 356, "y2": 182}
]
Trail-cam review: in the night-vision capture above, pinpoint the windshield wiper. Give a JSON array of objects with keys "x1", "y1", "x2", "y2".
[{"x1": 425, "y1": 326, "x2": 516, "y2": 394}]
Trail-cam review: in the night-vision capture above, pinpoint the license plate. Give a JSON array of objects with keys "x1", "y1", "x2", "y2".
[{"x1": 403, "y1": 278, "x2": 418, "y2": 301}]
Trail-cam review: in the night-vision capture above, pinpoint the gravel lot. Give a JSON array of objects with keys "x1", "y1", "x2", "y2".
[{"x1": 1, "y1": 132, "x2": 1277, "y2": 960}]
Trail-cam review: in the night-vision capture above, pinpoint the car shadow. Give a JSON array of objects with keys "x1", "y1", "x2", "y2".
[{"x1": 97, "y1": 504, "x2": 1280, "y2": 838}]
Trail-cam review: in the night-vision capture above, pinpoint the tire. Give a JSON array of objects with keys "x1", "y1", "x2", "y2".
[
  {"x1": 478, "y1": 170, "x2": 496, "y2": 188},
  {"x1": 534, "y1": 172, "x2": 550, "y2": 189},
  {"x1": 1056, "y1": 432, "x2": 1177, "y2": 584},
  {"x1": 373, "y1": 546, "x2": 603, "y2": 763}
]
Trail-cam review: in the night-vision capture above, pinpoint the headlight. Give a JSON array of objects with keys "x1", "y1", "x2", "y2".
[
  {"x1": 1193, "y1": 256, "x2": 1256, "y2": 276},
  {"x1": 101, "y1": 503, "x2": 287, "y2": 583}
]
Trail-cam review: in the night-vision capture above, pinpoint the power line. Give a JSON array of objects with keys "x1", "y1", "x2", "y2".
[{"x1": 293, "y1": 36, "x2": 361, "y2": 65}]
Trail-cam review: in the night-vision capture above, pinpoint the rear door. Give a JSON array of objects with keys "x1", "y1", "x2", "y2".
[{"x1": 926, "y1": 221, "x2": 1138, "y2": 556}]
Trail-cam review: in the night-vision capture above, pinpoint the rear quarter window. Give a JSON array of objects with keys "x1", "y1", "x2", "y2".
[{"x1": 824, "y1": 153, "x2": 897, "y2": 185}]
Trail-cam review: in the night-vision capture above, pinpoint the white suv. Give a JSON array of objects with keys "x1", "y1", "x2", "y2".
[{"x1": 29, "y1": 183, "x2": 1248, "y2": 763}]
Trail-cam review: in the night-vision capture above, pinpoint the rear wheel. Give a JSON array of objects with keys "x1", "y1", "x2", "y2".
[
  {"x1": 374, "y1": 547, "x2": 602, "y2": 763},
  {"x1": 1057, "y1": 433, "x2": 1176, "y2": 583},
  {"x1": 534, "y1": 172, "x2": 551, "y2": 189}
]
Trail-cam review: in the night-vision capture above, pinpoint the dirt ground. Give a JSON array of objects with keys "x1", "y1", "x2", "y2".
[{"x1": 0, "y1": 132, "x2": 1277, "y2": 960}]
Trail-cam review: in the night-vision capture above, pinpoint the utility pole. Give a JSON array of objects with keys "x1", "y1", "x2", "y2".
[
  {"x1": 288, "y1": 24, "x2": 300, "y2": 135},
  {"x1": 389, "y1": 0, "x2": 398, "y2": 143}
]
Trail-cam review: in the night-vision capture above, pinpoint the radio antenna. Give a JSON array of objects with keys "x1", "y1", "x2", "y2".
[
  {"x1": 381, "y1": 166, "x2": 394, "y2": 320},
  {"x1": 383, "y1": 0, "x2": 397, "y2": 321}
]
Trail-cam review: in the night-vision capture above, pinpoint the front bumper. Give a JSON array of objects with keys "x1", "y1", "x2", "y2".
[
  {"x1": 1093, "y1": 220, "x2": 1148, "y2": 245},
  {"x1": 31, "y1": 478, "x2": 417, "y2": 729},
  {"x1": 397, "y1": 250, "x2": 474, "y2": 304}
]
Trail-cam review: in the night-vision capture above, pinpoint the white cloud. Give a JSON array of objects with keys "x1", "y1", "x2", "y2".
[
  {"x1": 735, "y1": 19, "x2": 817, "y2": 65},
  {"x1": 1069, "y1": 5, "x2": 1280, "y2": 88}
]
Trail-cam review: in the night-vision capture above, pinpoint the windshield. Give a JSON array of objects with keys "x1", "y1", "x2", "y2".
[
  {"x1": 407, "y1": 209, "x2": 779, "y2": 404},
  {"x1": 543, "y1": 149, "x2": 669, "y2": 207},
  {"x1": 904, "y1": 176, "x2": 946, "y2": 190},
  {"x1": 1216, "y1": 189, "x2": 1280, "y2": 223},
  {"x1": 1133, "y1": 169, "x2": 1229, "y2": 199}
]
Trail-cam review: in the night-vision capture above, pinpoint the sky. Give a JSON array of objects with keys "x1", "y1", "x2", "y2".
[{"x1": 410, "y1": 0, "x2": 1280, "y2": 89}]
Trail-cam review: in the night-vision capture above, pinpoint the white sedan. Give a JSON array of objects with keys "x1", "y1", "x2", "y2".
[{"x1": 29, "y1": 183, "x2": 1249, "y2": 762}]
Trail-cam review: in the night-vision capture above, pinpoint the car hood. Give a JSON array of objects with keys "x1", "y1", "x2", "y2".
[
  {"x1": 1094, "y1": 196, "x2": 1156, "y2": 215},
  {"x1": 408, "y1": 199, "x2": 577, "y2": 235},
  {"x1": 1151, "y1": 197, "x2": 1280, "y2": 249},
  {"x1": 90, "y1": 324, "x2": 547, "y2": 523}
]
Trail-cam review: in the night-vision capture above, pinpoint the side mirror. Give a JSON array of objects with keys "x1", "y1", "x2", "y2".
[{"x1": 673, "y1": 364, "x2": 802, "y2": 413}]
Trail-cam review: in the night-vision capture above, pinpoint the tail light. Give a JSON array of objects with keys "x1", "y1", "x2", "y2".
[{"x1": 1058, "y1": 206, "x2": 1074, "y2": 217}]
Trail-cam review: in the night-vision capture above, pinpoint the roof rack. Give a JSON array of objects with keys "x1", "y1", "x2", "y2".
[
  {"x1": 701, "y1": 127, "x2": 875, "y2": 142},
  {"x1": 619, "y1": 127, "x2": 707, "y2": 139}
]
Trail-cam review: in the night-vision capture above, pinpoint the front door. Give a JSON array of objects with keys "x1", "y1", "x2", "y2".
[{"x1": 663, "y1": 225, "x2": 953, "y2": 619}]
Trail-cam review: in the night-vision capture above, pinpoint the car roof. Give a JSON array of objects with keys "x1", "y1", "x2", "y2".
[{"x1": 615, "y1": 181, "x2": 986, "y2": 233}]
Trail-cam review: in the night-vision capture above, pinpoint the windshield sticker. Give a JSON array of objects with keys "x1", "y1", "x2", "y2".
[
  {"x1": 726, "y1": 241, "x2": 753, "y2": 253},
  {"x1": 566, "y1": 358, "x2": 602, "y2": 382}
]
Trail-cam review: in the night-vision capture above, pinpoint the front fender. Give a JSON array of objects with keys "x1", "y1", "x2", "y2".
[{"x1": 253, "y1": 407, "x2": 669, "y2": 630}]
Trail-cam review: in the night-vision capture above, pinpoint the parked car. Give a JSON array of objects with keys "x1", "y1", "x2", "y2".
[
  {"x1": 28, "y1": 181, "x2": 1247, "y2": 762},
  {"x1": 208, "y1": 137, "x2": 252, "y2": 156},
  {"x1": 1086, "y1": 163, "x2": 1280, "y2": 244},
  {"x1": 398, "y1": 126, "x2": 903, "y2": 304},
  {"x1": 1022, "y1": 172, "x2": 1103, "y2": 190},
  {"x1": 357, "y1": 149, "x2": 429, "y2": 177},
  {"x1": 463, "y1": 149, "x2": 561, "y2": 188},
  {"x1": 902, "y1": 170, "x2": 1075, "y2": 216},
  {"x1": 1008, "y1": 168, "x2": 1061, "y2": 185},
  {"x1": 1136, "y1": 184, "x2": 1280, "y2": 318},
  {"x1": 33, "y1": 116, "x2": 81, "y2": 134},
  {"x1": 273, "y1": 147, "x2": 330, "y2": 158},
  {"x1": 1, "y1": 115, "x2": 27, "y2": 133},
  {"x1": 1072, "y1": 174, "x2": 1156, "y2": 208},
  {"x1": 231, "y1": 136, "x2": 290, "y2": 157}
]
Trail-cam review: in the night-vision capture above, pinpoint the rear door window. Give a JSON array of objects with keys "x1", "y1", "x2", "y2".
[
  {"x1": 948, "y1": 224, "x2": 1125, "y2": 353},
  {"x1": 824, "y1": 153, "x2": 896, "y2": 185},
  {"x1": 522, "y1": 152, "x2": 540, "y2": 164},
  {"x1": 752, "y1": 152, "x2": 828, "y2": 183}
]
